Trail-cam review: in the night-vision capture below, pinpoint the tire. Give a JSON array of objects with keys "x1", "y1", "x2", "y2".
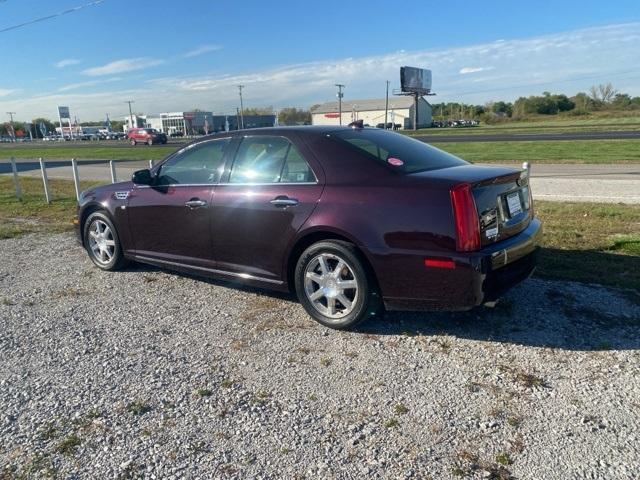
[
  {"x1": 147, "y1": 139, "x2": 153, "y2": 146},
  {"x1": 294, "y1": 240, "x2": 382, "y2": 330},
  {"x1": 83, "y1": 211, "x2": 128, "y2": 271},
  {"x1": 130, "y1": 139, "x2": 136, "y2": 146}
]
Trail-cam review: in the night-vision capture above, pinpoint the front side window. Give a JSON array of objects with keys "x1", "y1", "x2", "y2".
[
  {"x1": 331, "y1": 129, "x2": 467, "y2": 174},
  {"x1": 157, "y1": 138, "x2": 230, "y2": 185},
  {"x1": 229, "y1": 136, "x2": 314, "y2": 184}
]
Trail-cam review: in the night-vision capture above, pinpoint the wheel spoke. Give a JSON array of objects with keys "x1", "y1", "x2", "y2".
[
  {"x1": 309, "y1": 289, "x2": 324, "y2": 301},
  {"x1": 336, "y1": 294, "x2": 352, "y2": 310},
  {"x1": 104, "y1": 240, "x2": 115, "y2": 246},
  {"x1": 318, "y1": 255, "x2": 330, "y2": 275},
  {"x1": 334, "y1": 259, "x2": 345, "y2": 276},
  {"x1": 306, "y1": 272, "x2": 323, "y2": 284},
  {"x1": 326, "y1": 297, "x2": 336, "y2": 316},
  {"x1": 99, "y1": 249, "x2": 107, "y2": 262},
  {"x1": 337, "y1": 279, "x2": 357, "y2": 289},
  {"x1": 89, "y1": 231, "x2": 98, "y2": 240}
]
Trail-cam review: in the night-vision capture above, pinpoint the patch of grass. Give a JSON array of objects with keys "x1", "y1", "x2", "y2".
[
  {"x1": 54, "y1": 433, "x2": 81, "y2": 456},
  {"x1": 126, "y1": 400, "x2": 151, "y2": 416},
  {"x1": 308, "y1": 394, "x2": 318, "y2": 401},
  {"x1": 196, "y1": 388, "x2": 213, "y2": 398},
  {"x1": 320, "y1": 358, "x2": 332, "y2": 367},
  {"x1": 514, "y1": 372, "x2": 545, "y2": 389},
  {"x1": 432, "y1": 140, "x2": 640, "y2": 164},
  {"x1": 495, "y1": 452, "x2": 513, "y2": 466},
  {"x1": 0, "y1": 144, "x2": 171, "y2": 161},
  {"x1": 536, "y1": 201, "x2": 640, "y2": 291},
  {"x1": 384, "y1": 418, "x2": 399, "y2": 428},
  {"x1": 507, "y1": 416, "x2": 522, "y2": 428},
  {"x1": 1, "y1": 297, "x2": 14, "y2": 306},
  {"x1": 220, "y1": 379, "x2": 234, "y2": 389},
  {"x1": 394, "y1": 403, "x2": 409, "y2": 415},
  {"x1": 0, "y1": 176, "x2": 100, "y2": 238}
]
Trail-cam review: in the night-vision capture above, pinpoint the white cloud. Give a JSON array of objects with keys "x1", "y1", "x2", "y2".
[
  {"x1": 459, "y1": 66, "x2": 493, "y2": 74},
  {"x1": 183, "y1": 44, "x2": 223, "y2": 58},
  {"x1": 58, "y1": 77, "x2": 122, "y2": 92},
  {"x1": 54, "y1": 58, "x2": 81, "y2": 68},
  {"x1": 0, "y1": 88, "x2": 16, "y2": 97},
  {"x1": 82, "y1": 58, "x2": 164, "y2": 76},
  {"x1": 4, "y1": 22, "x2": 640, "y2": 120}
]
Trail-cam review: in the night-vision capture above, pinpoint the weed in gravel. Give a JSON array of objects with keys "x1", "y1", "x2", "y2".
[
  {"x1": 142, "y1": 275, "x2": 157, "y2": 283},
  {"x1": 507, "y1": 416, "x2": 522, "y2": 428},
  {"x1": 394, "y1": 403, "x2": 409, "y2": 415},
  {"x1": 220, "y1": 379, "x2": 234, "y2": 389},
  {"x1": 495, "y1": 452, "x2": 513, "y2": 466},
  {"x1": 287, "y1": 356, "x2": 297, "y2": 363},
  {"x1": 436, "y1": 338, "x2": 452, "y2": 353},
  {"x1": 466, "y1": 382, "x2": 481, "y2": 393},
  {"x1": 384, "y1": 418, "x2": 399, "y2": 428},
  {"x1": 296, "y1": 346, "x2": 311, "y2": 355},
  {"x1": 280, "y1": 447, "x2": 293, "y2": 454},
  {"x1": 196, "y1": 388, "x2": 213, "y2": 398},
  {"x1": 320, "y1": 358, "x2": 332, "y2": 367},
  {"x1": 308, "y1": 394, "x2": 318, "y2": 401},
  {"x1": 515, "y1": 372, "x2": 545, "y2": 389},
  {"x1": 253, "y1": 390, "x2": 271, "y2": 403},
  {"x1": 54, "y1": 433, "x2": 81, "y2": 456},
  {"x1": 126, "y1": 400, "x2": 151, "y2": 416},
  {"x1": 231, "y1": 339, "x2": 249, "y2": 351},
  {"x1": 38, "y1": 422, "x2": 59, "y2": 440},
  {"x1": 345, "y1": 351, "x2": 358, "y2": 359},
  {"x1": 53, "y1": 287, "x2": 88, "y2": 298},
  {"x1": 1, "y1": 297, "x2": 14, "y2": 306}
]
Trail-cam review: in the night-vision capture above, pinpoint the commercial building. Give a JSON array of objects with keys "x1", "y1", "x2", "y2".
[
  {"x1": 125, "y1": 111, "x2": 277, "y2": 134},
  {"x1": 311, "y1": 97, "x2": 432, "y2": 129}
]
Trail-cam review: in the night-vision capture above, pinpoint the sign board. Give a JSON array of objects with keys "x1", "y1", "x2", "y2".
[
  {"x1": 400, "y1": 67, "x2": 432, "y2": 93},
  {"x1": 324, "y1": 113, "x2": 340, "y2": 118},
  {"x1": 58, "y1": 106, "x2": 70, "y2": 119}
]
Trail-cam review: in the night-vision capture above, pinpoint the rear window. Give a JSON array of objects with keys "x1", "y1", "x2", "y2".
[{"x1": 330, "y1": 129, "x2": 467, "y2": 174}]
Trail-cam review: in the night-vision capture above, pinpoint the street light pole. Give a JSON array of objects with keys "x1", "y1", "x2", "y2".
[
  {"x1": 237, "y1": 85, "x2": 245, "y2": 129},
  {"x1": 6, "y1": 111, "x2": 16, "y2": 141},
  {"x1": 384, "y1": 81, "x2": 389, "y2": 129},
  {"x1": 124, "y1": 100, "x2": 135, "y2": 130},
  {"x1": 335, "y1": 84, "x2": 344, "y2": 125}
]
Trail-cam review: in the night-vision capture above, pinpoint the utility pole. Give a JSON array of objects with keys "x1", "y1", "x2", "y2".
[
  {"x1": 335, "y1": 84, "x2": 345, "y2": 125},
  {"x1": 237, "y1": 85, "x2": 244, "y2": 129},
  {"x1": 384, "y1": 81, "x2": 389, "y2": 129},
  {"x1": 6, "y1": 112, "x2": 16, "y2": 141},
  {"x1": 124, "y1": 100, "x2": 135, "y2": 131}
]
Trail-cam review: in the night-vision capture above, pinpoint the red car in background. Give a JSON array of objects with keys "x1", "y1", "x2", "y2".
[{"x1": 127, "y1": 128, "x2": 167, "y2": 146}]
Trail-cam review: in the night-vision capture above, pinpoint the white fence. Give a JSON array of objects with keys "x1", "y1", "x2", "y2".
[{"x1": 3, "y1": 158, "x2": 155, "y2": 203}]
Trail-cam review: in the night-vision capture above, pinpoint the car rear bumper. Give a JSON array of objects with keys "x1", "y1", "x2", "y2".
[{"x1": 371, "y1": 218, "x2": 542, "y2": 311}]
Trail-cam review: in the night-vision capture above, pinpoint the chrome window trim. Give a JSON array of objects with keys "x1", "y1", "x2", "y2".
[{"x1": 134, "y1": 181, "x2": 318, "y2": 189}]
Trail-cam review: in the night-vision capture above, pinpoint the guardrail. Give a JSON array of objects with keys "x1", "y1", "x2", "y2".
[{"x1": 2, "y1": 157, "x2": 155, "y2": 203}]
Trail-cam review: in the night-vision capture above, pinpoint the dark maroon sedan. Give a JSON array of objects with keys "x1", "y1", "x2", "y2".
[{"x1": 75, "y1": 126, "x2": 541, "y2": 329}]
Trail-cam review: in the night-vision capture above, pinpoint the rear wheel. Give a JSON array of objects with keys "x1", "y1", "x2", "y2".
[
  {"x1": 83, "y1": 212, "x2": 128, "y2": 271},
  {"x1": 295, "y1": 240, "x2": 381, "y2": 329},
  {"x1": 147, "y1": 138, "x2": 153, "y2": 146},
  {"x1": 130, "y1": 139, "x2": 136, "y2": 146}
]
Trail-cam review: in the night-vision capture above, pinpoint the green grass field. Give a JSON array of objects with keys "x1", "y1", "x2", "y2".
[
  {"x1": 1, "y1": 138, "x2": 639, "y2": 164},
  {"x1": 430, "y1": 139, "x2": 640, "y2": 164},
  {"x1": 1, "y1": 176, "x2": 638, "y2": 292},
  {"x1": 406, "y1": 114, "x2": 640, "y2": 136}
]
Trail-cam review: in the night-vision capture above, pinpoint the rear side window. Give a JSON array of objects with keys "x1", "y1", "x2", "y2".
[
  {"x1": 229, "y1": 136, "x2": 315, "y2": 184},
  {"x1": 331, "y1": 129, "x2": 467, "y2": 174},
  {"x1": 158, "y1": 138, "x2": 230, "y2": 185}
]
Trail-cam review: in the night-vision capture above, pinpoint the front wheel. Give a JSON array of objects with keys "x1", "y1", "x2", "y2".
[
  {"x1": 83, "y1": 212, "x2": 128, "y2": 271},
  {"x1": 295, "y1": 240, "x2": 381, "y2": 329}
]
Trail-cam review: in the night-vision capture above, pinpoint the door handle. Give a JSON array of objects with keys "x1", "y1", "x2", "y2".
[
  {"x1": 185, "y1": 199, "x2": 208, "y2": 209},
  {"x1": 270, "y1": 196, "x2": 299, "y2": 207}
]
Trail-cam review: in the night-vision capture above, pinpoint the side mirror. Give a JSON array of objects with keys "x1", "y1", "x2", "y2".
[{"x1": 132, "y1": 169, "x2": 154, "y2": 185}]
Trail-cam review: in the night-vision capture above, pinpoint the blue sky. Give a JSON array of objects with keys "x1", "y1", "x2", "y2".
[{"x1": 1, "y1": 0, "x2": 640, "y2": 121}]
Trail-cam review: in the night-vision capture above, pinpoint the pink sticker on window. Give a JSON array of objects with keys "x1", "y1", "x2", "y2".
[{"x1": 387, "y1": 157, "x2": 404, "y2": 166}]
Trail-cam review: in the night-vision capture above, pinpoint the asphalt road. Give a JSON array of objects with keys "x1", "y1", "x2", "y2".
[{"x1": 2, "y1": 158, "x2": 639, "y2": 204}]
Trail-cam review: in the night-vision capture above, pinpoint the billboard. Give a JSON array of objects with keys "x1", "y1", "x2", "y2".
[
  {"x1": 58, "y1": 106, "x2": 70, "y2": 119},
  {"x1": 400, "y1": 66, "x2": 432, "y2": 93}
]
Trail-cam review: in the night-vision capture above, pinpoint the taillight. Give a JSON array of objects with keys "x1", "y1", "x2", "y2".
[{"x1": 450, "y1": 183, "x2": 481, "y2": 252}]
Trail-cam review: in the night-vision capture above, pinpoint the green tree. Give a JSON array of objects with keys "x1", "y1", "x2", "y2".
[{"x1": 278, "y1": 107, "x2": 311, "y2": 125}]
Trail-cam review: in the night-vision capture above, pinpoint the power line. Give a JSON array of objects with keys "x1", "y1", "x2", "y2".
[{"x1": 0, "y1": 0, "x2": 105, "y2": 34}]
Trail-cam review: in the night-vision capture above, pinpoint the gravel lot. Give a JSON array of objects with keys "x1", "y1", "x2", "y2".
[{"x1": 1, "y1": 233, "x2": 639, "y2": 479}]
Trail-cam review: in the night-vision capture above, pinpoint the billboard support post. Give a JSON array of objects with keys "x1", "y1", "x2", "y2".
[
  {"x1": 384, "y1": 81, "x2": 389, "y2": 129},
  {"x1": 109, "y1": 160, "x2": 117, "y2": 183}
]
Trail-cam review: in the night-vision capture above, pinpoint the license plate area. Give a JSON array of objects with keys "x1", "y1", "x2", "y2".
[{"x1": 505, "y1": 191, "x2": 523, "y2": 218}]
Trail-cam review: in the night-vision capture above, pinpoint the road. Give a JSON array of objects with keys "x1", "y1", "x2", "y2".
[{"x1": 2, "y1": 158, "x2": 639, "y2": 204}]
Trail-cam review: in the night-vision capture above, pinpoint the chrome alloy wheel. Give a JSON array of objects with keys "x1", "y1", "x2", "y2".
[
  {"x1": 303, "y1": 253, "x2": 359, "y2": 319},
  {"x1": 88, "y1": 219, "x2": 116, "y2": 265}
]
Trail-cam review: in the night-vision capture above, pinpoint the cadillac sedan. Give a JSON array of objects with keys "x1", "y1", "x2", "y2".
[{"x1": 75, "y1": 125, "x2": 542, "y2": 329}]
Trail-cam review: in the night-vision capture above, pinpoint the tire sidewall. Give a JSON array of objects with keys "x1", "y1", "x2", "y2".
[
  {"x1": 295, "y1": 241, "x2": 375, "y2": 329},
  {"x1": 83, "y1": 212, "x2": 124, "y2": 271}
]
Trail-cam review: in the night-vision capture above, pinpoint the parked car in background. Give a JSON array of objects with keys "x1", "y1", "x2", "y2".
[
  {"x1": 75, "y1": 126, "x2": 541, "y2": 329},
  {"x1": 127, "y1": 128, "x2": 167, "y2": 145}
]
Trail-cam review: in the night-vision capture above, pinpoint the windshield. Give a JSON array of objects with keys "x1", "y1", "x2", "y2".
[{"x1": 331, "y1": 129, "x2": 468, "y2": 174}]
